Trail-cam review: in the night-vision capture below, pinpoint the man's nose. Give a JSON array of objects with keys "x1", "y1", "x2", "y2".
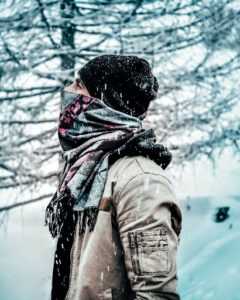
[{"x1": 64, "y1": 83, "x2": 76, "y2": 92}]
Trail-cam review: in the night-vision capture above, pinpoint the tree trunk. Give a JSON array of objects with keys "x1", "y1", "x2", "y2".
[{"x1": 58, "y1": 0, "x2": 76, "y2": 178}]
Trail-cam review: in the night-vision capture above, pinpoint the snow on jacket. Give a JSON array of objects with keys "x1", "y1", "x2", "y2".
[{"x1": 52, "y1": 155, "x2": 182, "y2": 300}]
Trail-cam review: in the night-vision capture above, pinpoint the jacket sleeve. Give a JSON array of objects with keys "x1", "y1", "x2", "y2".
[{"x1": 114, "y1": 173, "x2": 182, "y2": 300}]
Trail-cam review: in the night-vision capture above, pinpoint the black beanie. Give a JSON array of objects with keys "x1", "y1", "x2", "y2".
[{"x1": 78, "y1": 54, "x2": 159, "y2": 117}]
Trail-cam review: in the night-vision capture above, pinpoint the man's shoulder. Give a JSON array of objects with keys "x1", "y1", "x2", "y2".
[
  {"x1": 109, "y1": 155, "x2": 173, "y2": 184},
  {"x1": 134, "y1": 155, "x2": 173, "y2": 185},
  {"x1": 108, "y1": 155, "x2": 174, "y2": 201}
]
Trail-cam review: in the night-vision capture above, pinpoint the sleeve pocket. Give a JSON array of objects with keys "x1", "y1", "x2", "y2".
[{"x1": 128, "y1": 227, "x2": 170, "y2": 276}]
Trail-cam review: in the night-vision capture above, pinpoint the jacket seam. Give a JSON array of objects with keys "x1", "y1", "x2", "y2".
[
  {"x1": 115, "y1": 172, "x2": 144, "y2": 204},
  {"x1": 135, "y1": 157, "x2": 145, "y2": 173},
  {"x1": 113, "y1": 157, "x2": 143, "y2": 204},
  {"x1": 139, "y1": 172, "x2": 173, "y2": 185},
  {"x1": 115, "y1": 172, "x2": 173, "y2": 205},
  {"x1": 136, "y1": 157, "x2": 173, "y2": 185}
]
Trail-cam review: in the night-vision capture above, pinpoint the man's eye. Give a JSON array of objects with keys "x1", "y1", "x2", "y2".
[{"x1": 75, "y1": 79, "x2": 82, "y2": 88}]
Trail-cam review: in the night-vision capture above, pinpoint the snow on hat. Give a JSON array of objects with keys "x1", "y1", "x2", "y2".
[{"x1": 78, "y1": 54, "x2": 159, "y2": 117}]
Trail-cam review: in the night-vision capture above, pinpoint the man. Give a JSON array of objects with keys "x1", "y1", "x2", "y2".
[{"x1": 45, "y1": 54, "x2": 182, "y2": 300}]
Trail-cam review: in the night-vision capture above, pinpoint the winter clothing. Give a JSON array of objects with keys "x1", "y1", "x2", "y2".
[
  {"x1": 45, "y1": 92, "x2": 172, "y2": 240},
  {"x1": 46, "y1": 56, "x2": 182, "y2": 299},
  {"x1": 51, "y1": 155, "x2": 182, "y2": 300},
  {"x1": 78, "y1": 54, "x2": 159, "y2": 117}
]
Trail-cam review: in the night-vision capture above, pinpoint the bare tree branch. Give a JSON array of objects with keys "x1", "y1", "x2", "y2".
[{"x1": 0, "y1": 193, "x2": 54, "y2": 212}]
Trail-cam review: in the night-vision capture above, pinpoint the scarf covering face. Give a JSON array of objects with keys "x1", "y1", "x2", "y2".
[{"x1": 45, "y1": 91, "x2": 172, "y2": 239}]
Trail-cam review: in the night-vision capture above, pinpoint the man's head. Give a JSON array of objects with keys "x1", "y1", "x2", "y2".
[{"x1": 65, "y1": 54, "x2": 159, "y2": 117}]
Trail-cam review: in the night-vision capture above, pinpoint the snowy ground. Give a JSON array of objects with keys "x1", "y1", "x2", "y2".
[
  {"x1": 0, "y1": 199, "x2": 56, "y2": 300},
  {"x1": 0, "y1": 195, "x2": 240, "y2": 300},
  {"x1": 177, "y1": 196, "x2": 240, "y2": 300}
]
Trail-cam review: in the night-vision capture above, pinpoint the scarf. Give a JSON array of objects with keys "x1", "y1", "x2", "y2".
[{"x1": 45, "y1": 91, "x2": 172, "y2": 239}]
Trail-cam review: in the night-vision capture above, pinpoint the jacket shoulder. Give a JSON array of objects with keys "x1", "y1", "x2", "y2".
[
  {"x1": 109, "y1": 155, "x2": 174, "y2": 204},
  {"x1": 134, "y1": 155, "x2": 173, "y2": 185}
]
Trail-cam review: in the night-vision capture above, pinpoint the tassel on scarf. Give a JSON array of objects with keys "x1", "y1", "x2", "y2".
[
  {"x1": 78, "y1": 208, "x2": 99, "y2": 235},
  {"x1": 45, "y1": 187, "x2": 76, "y2": 239}
]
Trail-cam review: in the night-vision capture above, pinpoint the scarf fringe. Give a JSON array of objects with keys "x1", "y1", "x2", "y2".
[
  {"x1": 78, "y1": 208, "x2": 99, "y2": 236},
  {"x1": 45, "y1": 187, "x2": 100, "y2": 239},
  {"x1": 44, "y1": 187, "x2": 76, "y2": 239}
]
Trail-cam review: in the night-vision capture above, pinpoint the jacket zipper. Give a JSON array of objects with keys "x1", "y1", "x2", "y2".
[
  {"x1": 129, "y1": 232, "x2": 136, "y2": 248},
  {"x1": 128, "y1": 232, "x2": 141, "y2": 275}
]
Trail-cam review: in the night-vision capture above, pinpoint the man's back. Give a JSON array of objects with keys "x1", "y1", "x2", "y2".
[{"x1": 54, "y1": 155, "x2": 182, "y2": 300}]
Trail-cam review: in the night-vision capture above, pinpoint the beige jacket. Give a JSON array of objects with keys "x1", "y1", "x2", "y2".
[{"x1": 65, "y1": 155, "x2": 182, "y2": 300}]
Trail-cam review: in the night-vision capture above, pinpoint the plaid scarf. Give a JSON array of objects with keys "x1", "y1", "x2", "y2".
[{"x1": 45, "y1": 91, "x2": 172, "y2": 239}]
